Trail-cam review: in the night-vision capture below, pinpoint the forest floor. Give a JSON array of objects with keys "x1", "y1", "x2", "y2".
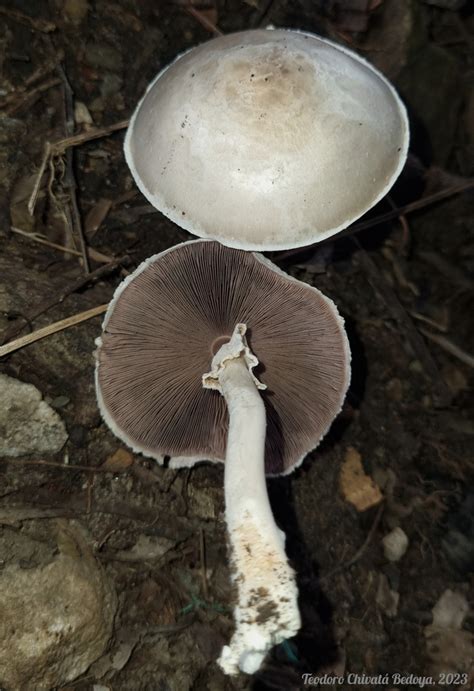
[{"x1": 0, "y1": 1, "x2": 473, "y2": 690}]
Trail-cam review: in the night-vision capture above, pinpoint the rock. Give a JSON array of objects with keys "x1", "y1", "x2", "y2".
[
  {"x1": 74, "y1": 100, "x2": 94, "y2": 127},
  {"x1": 0, "y1": 374, "x2": 68, "y2": 457},
  {"x1": 432, "y1": 589, "x2": 469, "y2": 630},
  {"x1": 424, "y1": 589, "x2": 473, "y2": 680},
  {"x1": 0, "y1": 521, "x2": 117, "y2": 690},
  {"x1": 382, "y1": 527, "x2": 409, "y2": 562}
]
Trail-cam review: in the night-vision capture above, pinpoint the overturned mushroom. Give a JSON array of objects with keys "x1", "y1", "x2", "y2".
[
  {"x1": 95, "y1": 240, "x2": 350, "y2": 674},
  {"x1": 124, "y1": 28, "x2": 409, "y2": 250}
]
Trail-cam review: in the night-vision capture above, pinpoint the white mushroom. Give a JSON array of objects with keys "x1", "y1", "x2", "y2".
[
  {"x1": 95, "y1": 240, "x2": 351, "y2": 674},
  {"x1": 124, "y1": 28, "x2": 409, "y2": 250}
]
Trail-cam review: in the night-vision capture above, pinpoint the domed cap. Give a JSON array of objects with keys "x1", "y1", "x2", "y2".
[
  {"x1": 95, "y1": 240, "x2": 350, "y2": 475},
  {"x1": 124, "y1": 29, "x2": 409, "y2": 251}
]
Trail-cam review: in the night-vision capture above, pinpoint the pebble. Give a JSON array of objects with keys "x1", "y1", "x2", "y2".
[
  {"x1": 0, "y1": 521, "x2": 117, "y2": 689},
  {"x1": 382, "y1": 527, "x2": 409, "y2": 562},
  {"x1": 432, "y1": 589, "x2": 469, "y2": 630},
  {"x1": 0, "y1": 374, "x2": 68, "y2": 457}
]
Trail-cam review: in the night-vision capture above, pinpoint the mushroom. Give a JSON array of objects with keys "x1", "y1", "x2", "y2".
[
  {"x1": 95, "y1": 239, "x2": 350, "y2": 674},
  {"x1": 124, "y1": 28, "x2": 409, "y2": 250}
]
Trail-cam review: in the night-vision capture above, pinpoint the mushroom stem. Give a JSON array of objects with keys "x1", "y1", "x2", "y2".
[{"x1": 203, "y1": 324, "x2": 301, "y2": 675}]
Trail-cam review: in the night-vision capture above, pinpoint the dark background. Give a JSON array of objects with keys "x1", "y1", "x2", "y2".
[{"x1": 0, "y1": 1, "x2": 473, "y2": 689}]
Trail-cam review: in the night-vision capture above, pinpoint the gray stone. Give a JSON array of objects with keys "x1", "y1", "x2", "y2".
[
  {"x1": 0, "y1": 373, "x2": 68, "y2": 457},
  {"x1": 432, "y1": 589, "x2": 469, "y2": 630},
  {"x1": 0, "y1": 521, "x2": 117, "y2": 690},
  {"x1": 382, "y1": 527, "x2": 409, "y2": 562}
]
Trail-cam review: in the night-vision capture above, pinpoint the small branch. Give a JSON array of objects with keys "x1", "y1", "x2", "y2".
[
  {"x1": 0, "y1": 255, "x2": 129, "y2": 345},
  {"x1": 3, "y1": 77, "x2": 61, "y2": 116},
  {"x1": 56, "y1": 63, "x2": 90, "y2": 273},
  {"x1": 274, "y1": 181, "x2": 474, "y2": 263},
  {"x1": 28, "y1": 143, "x2": 51, "y2": 215},
  {"x1": 351, "y1": 181, "x2": 474, "y2": 234},
  {"x1": 26, "y1": 119, "x2": 128, "y2": 221},
  {"x1": 11, "y1": 226, "x2": 113, "y2": 264},
  {"x1": 409, "y1": 309, "x2": 449, "y2": 334},
  {"x1": 418, "y1": 327, "x2": 474, "y2": 369},
  {"x1": 51, "y1": 119, "x2": 129, "y2": 155},
  {"x1": 185, "y1": 5, "x2": 223, "y2": 35},
  {"x1": 0, "y1": 304, "x2": 108, "y2": 358},
  {"x1": 0, "y1": 6, "x2": 56, "y2": 33},
  {"x1": 4, "y1": 458, "x2": 108, "y2": 473}
]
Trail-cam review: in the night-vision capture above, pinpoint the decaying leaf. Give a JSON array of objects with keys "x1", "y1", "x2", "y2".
[
  {"x1": 340, "y1": 447, "x2": 383, "y2": 511},
  {"x1": 102, "y1": 448, "x2": 134, "y2": 473}
]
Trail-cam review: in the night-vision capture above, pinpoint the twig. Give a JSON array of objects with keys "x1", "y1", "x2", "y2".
[
  {"x1": 56, "y1": 64, "x2": 90, "y2": 273},
  {"x1": 25, "y1": 52, "x2": 64, "y2": 87},
  {"x1": 418, "y1": 327, "x2": 474, "y2": 369},
  {"x1": 199, "y1": 528, "x2": 209, "y2": 599},
  {"x1": 185, "y1": 5, "x2": 223, "y2": 35},
  {"x1": 27, "y1": 120, "x2": 128, "y2": 221},
  {"x1": 0, "y1": 497, "x2": 193, "y2": 538},
  {"x1": 3, "y1": 77, "x2": 61, "y2": 116},
  {"x1": 409, "y1": 309, "x2": 449, "y2": 334},
  {"x1": 274, "y1": 181, "x2": 474, "y2": 263},
  {"x1": 11, "y1": 226, "x2": 113, "y2": 264},
  {"x1": 51, "y1": 119, "x2": 129, "y2": 154},
  {"x1": 353, "y1": 240, "x2": 452, "y2": 407},
  {"x1": 352, "y1": 181, "x2": 474, "y2": 233},
  {"x1": 0, "y1": 6, "x2": 56, "y2": 32},
  {"x1": 319, "y1": 502, "x2": 384, "y2": 583},
  {"x1": 4, "y1": 458, "x2": 108, "y2": 473},
  {"x1": 28, "y1": 143, "x2": 51, "y2": 215},
  {"x1": 0, "y1": 255, "x2": 129, "y2": 345},
  {"x1": 0, "y1": 304, "x2": 108, "y2": 358}
]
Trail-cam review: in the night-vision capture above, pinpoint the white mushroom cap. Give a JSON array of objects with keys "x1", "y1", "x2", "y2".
[{"x1": 124, "y1": 29, "x2": 409, "y2": 251}]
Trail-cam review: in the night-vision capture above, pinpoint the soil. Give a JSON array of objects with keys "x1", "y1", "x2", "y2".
[{"x1": 0, "y1": 1, "x2": 473, "y2": 690}]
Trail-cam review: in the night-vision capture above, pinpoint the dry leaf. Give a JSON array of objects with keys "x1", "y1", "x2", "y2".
[
  {"x1": 340, "y1": 447, "x2": 383, "y2": 511},
  {"x1": 102, "y1": 448, "x2": 134, "y2": 473}
]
